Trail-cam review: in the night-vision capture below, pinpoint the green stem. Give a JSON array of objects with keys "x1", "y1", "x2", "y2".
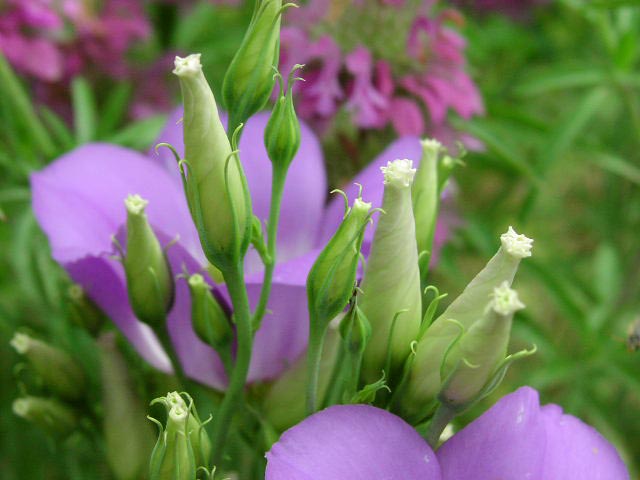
[
  {"x1": 320, "y1": 341, "x2": 347, "y2": 408},
  {"x1": 211, "y1": 263, "x2": 253, "y2": 465},
  {"x1": 156, "y1": 323, "x2": 188, "y2": 389},
  {"x1": 306, "y1": 320, "x2": 326, "y2": 415},
  {"x1": 424, "y1": 403, "x2": 457, "y2": 449},
  {"x1": 252, "y1": 168, "x2": 287, "y2": 329}
]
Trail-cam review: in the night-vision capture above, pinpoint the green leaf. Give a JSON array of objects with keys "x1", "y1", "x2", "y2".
[
  {"x1": 71, "y1": 77, "x2": 97, "y2": 144},
  {"x1": 590, "y1": 151, "x2": 640, "y2": 185},
  {"x1": 515, "y1": 67, "x2": 606, "y2": 97},
  {"x1": 97, "y1": 82, "x2": 133, "y2": 136},
  {"x1": 104, "y1": 115, "x2": 167, "y2": 150}
]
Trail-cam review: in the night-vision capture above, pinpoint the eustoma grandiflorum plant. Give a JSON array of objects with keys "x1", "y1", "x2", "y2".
[{"x1": 20, "y1": 2, "x2": 629, "y2": 479}]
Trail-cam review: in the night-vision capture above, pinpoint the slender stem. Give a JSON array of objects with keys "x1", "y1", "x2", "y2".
[
  {"x1": 211, "y1": 263, "x2": 253, "y2": 465},
  {"x1": 320, "y1": 342, "x2": 347, "y2": 408},
  {"x1": 156, "y1": 323, "x2": 188, "y2": 389},
  {"x1": 306, "y1": 320, "x2": 326, "y2": 415},
  {"x1": 424, "y1": 403, "x2": 457, "y2": 449},
  {"x1": 252, "y1": 168, "x2": 287, "y2": 329}
]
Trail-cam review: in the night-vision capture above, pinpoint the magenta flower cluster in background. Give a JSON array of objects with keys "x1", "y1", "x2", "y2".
[{"x1": 280, "y1": 0, "x2": 484, "y2": 144}]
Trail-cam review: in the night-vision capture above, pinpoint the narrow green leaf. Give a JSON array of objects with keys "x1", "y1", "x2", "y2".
[
  {"x1": 590, "y1": 151, "x2": 640, "y2": 185},
  {"x1": 71, "y1": 77, "x2": 97, "y2": 144},
  {"x1": 105, "y1": 115, "x2": 167, "y2": 150},
  {"x1": 515, "y1": 67, "x2": 606, "y2": 97},
  {"x1": 97, "y1": 82, "x2": 133, "y2": 136}
]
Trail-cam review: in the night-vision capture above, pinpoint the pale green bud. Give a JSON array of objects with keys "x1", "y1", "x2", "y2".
[
  {"x1": 12, "y1": 396, "x2": 77, "y2": 438},
  {"x1": 149, "y1": 402, "x2": 196, "y2": 480},
  {"x1": 123, "y1": 194, "x2": 174, "y2": 327},
  {"x1": 264, "y1": 70, "x2": 302, "y2": 171},
  {"x1": 174, "y1": 54, "x2": 252, "y2": 269},
  {"x1": 67, "y1": 284, "x2": 106, "y2": 335},
  {"x1": 187, "y1": 274, "x2": 233, "y2": 352},
  {"x1": 99, "y1": 333, "x2": 155, "y2": 480},
  {"x1": 307, "y1": 195, "x2": 372, "y2": 328},
  {"x1": 222, "y1": 0, "x2": 283, "y2": 134},
  {"x1": 10, "y1": 332, "x2": 85, "y2": 401},
  {"x1": 339, "y1": 302, "x2": 371, "y2": 356},
  {"x1": 402, "y1": 226, "x2": 533, "y2": 419},
  {"x1": 360, "y1": 159, "x2": 422, "y2": 382},
  {"x1": 440, "y1": 283, "x2": 525, "y2": 407},
  {"x1": 412, "y1": 139, "x2": 442, "y2": 256}
]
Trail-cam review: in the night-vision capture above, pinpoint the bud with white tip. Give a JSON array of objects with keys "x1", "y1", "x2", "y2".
[{"x1": 13, "y1": 396, "x2": 78, "y2": 437}]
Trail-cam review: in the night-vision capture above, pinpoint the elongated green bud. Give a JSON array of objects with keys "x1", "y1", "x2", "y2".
[
  {"x1": 149, "y1": 400, "x2": 197, "y2": 480},
  {"x1": 412, "y1": 139, "x2": 442, "y2": 256},
  {"x1": 222, "y1": 0, "x2": 284, "y2": 135},
  {"x1": 264, "y1": 69, "x2": 302, "y2": 171},
  {"x1": 307, "y1": 195, "x2": 372, "y2": 328},
  {"x1": 154, "y1": 392, "x2": 211, "y2": 470},
  {"x1": 10, "y1": 332, "x2": 85, "y2": 401},
  {"x1": 99, "y1": 333, "x2": 155, "y2": 480},
  {"x1": 402, "y1": 226, "x2": 533, "y2": 419},
  {"x1": 339, "y1": 302, "x2": 372, "y2": 356},
  {"x1": 123, "y1": 194, "x2": 174, "y2": 327},
  {"x1": 188, "y1": 274, "x2": 233, "y2": 352},
  {"x1": 173, "y1": 54, "x2": 252, "y2": 270},
  {"x1": 13, "y1": 396, "x2": 77, "y2": 437},
  {"x1": 360, "y1": 159, "x2": 422, "y2": 382},
  {"x1": 67, "y1": 284, "x2": 107, "y2": 335},
  {"x1": 440, "y1": 283, "x2": 524, "y2": 407}
]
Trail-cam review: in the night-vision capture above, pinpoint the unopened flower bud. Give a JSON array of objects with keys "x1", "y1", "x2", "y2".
[
  {"x1": 187, "y1": 274, "x2": 233, "y2": 353},
  {"x1": 307, "y1": 195, "x2": 372, "y2": 328},
  {"x1": 10, "y1": 332, "x2": 85, "y2": 401},
  {"x1": 123, "y1": 194, "x2": 174, "y2": 327},
  {"x1": 440, "y1": 283, "x2": 525, "y2": 407},
  {"x1": 360, "y1": 159, "x2": 422, "y2": 381},
  {"x1": 222, "y1": 0, "x2": 284, "y2": 134},
  {"x1": 13, "y1": 396, "x2": 77, "y2": 438},
  {"x1": 340, "y1": 302, "x2": 372, "y2": 356},
  {"x1": 264, "y1": 70, "x2": 302, "y2": 171},
  {"x1": 412, "y1": 139, "x2": 442, "y2": 256},
  {"x1": 67, "y1": 284, "x2": 106, "y2": 335},
  {"x1": 99, "y1": 333, "x2": 155, "y2": 480},
  {"x1": 173, "y1": 54, "x2": 252, "y2": 270},
  {"x1": 402, "y1": 227, "x2": 533, "y2": 419}
]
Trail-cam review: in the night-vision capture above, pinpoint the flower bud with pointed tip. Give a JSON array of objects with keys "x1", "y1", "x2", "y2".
[
  {"x1": 307, "y1": 195, "x2": 372, "y2": 328},
  {"x1": 264, "y1": 74, "x2": 301, "y2": 171},
  {"x1": 401, "y1": 226, "x2": 533, "y2": 419},
  {"x1": 412, "y1": 139, "x2": 442, "y2": 256},
  {"x1": 222, "y1": 0, "x2": 284, "y2": 134},
  {"x1": 13, "y1": 396, "x2": 78, "y2": 438},
  {"x1": 360, "y1": 159, "x2": 422, "y2": 382},
  {"x1": 67, "y1": 284, "x2": 107, "y2": 335},
  {"x1": 10, "y1": 332, "x2": 85, "y2": 401},
  {"x1": 123, "y1": 194, "x2": 174, "y2": 327},
  {"x1": 173, "y1": 54, "x2": 251, "y2": 269},
  {"x1": 440, "y1": 283, "x2": 525, "y2": 407},
  {"x1": 187, "y1": 273, "x2": 233, "y2": 352},
  {"x1": 340, "y1": 302, "x2": 372, "y2": 356}
]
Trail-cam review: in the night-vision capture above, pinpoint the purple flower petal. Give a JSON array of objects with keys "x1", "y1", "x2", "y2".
[
  {"x1": 266, "y1": 404, "x2": 442, "y2": 480},
  {"x1": 437, "y1": 387, "x2": 629, "y2": 480}
]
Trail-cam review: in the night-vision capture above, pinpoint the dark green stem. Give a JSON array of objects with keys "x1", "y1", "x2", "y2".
[
  {"x1": 156, "y1": 323, "x2": 188, "y2": 389},
  {"x1": 306, "y1": 320, "x2": 326, "y2": 415},
  {"x1": 252, "y1": 168, "x2": 287, "y2": 329},
  {"x1": 424, "y1": 403, "x2": 457, "y2": 449},
  {"x1": 211, "y1": 263, "x2": 253, "y2": 465}
]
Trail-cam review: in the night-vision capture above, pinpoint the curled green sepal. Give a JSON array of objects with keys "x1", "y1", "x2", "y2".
[{"x1": 349, "y1": 372, "x2": 390, "y2": 404}]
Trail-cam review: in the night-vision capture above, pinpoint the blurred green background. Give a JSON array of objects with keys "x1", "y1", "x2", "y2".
[{"x1": 1, "y1": 0, "x2": 639, "y2": 477}]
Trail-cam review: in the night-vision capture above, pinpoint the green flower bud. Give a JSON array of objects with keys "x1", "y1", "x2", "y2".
[
  {"x1": 307, "y1": 195, "x2": 372, "y2": 328},
  {"x1": 123, "y1": 194, "x2": 174, "y2": 327},
  {"x1": 154, "y1": 392, "x2": 211, "y2": 470},
  {"x1": 339, "y1": 301, "x2": 372, "y2": 356},
  {"x1": 222, "y1": 0, "x2": 284, "y2": 134},
  {"x1": 187, "y1": 274, "x2": 233, "y2": 353},
  {"x1": 10, "y1": 332, "x2": 85, "y2": 401},
  {"x1": 412, "y1": 139, "x2": 442, "y2": 256},
  {"x1": 99, "y1": 333, "x2": 155, "y2": 480},
  {"x1": 67, "y1": 284, "x2": 107, "y2": 335},
  {"x1": 440, "y1": 283, "x2": 525, "y2": 407},
  {"x1": 149, "y1": 401, "x2": 197, "y2": 480},
  {"x1": 264, "y1": 68, "x2": 302, "y2": 171},
  {"x1": 402, "y1": 226, "x2": 533, "y2": 419},
  {"x1": 173, "y1": 54, "x2": 252, "y2": 270},
  {"x1": 12, "y1": 396, "x2": 77, "y2": 438},
  {"x1": 360, "y1": 159, "x2": 422, "y2": 382}
]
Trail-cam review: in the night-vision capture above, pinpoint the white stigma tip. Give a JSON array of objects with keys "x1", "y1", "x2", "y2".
[
  {"x1": 12, "y1": 399, "x2": 29, "y2": 417},
  {"x1": 380, "y1": 159, "x2": 416, "y2": 187},
  {"x1": 169, "y1": 405, "x2": 188, "y2": 422},
  {"x1": 420, "y1": 138, "x2": 443, "y2": 154},
  {"x1": 166, "y1": 392, "x2": 187, "y2": 409},
  {"x1": 500, "y1": 226, "x2": 533, "y2": 258},
  {"x1": 352, "y1": 197, "x2": 372, "y2": 212},
  {"x1": 490, "y1": 282, "x2": 525, "y2": 316},
  {"x1": 10, "y1": 332, "x2": 31, "y2": 354},
  {"x1": 124, "y1": 194, "x2": 149, "y2": 215},
  {"x1": 188, "y1": 273, "x2": 209, "y2": 289},
  {"x1": 172, "y1": 54, "x2": 202, "y2": 77}
]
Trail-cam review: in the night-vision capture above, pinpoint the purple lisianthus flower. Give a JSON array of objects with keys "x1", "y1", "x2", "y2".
[
  {"x1": 31, "y1": 110, "x2": 444, "y2": 388},
  {"x1": 266, "y1": 386, "x2": 629, "y2": 479}
]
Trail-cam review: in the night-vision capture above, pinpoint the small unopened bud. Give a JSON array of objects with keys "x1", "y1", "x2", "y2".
[
  {"x1": 13, "y1": 396, "x2": 77, "y2": 437},
  {"x1": 222, "y1": 0, "x2": 284, "y2": 134},
  {"x1": 339, "y1": 302, "x2": 372, "y2": 355},
  {"x1": 10, "y1": 332, "x2": 85, "y2": 401},
  {"x1": 188, "y1": 274, "x2": 233, "y2": 352},
  {"x1": 173, "y1": 54, "x2": 252, "y2": 269},
  {"x1": 264, "y1": 70, "x2": 302, "y2": 171},
  {"x1": 361, "y1": 159, "x2": 422, "y2": 381},
  {"x1": 402, "y1": 227, "x2": 533, "y2": 420},
  {"x1": 67, "y1": 284, "x2": 106, "y2": 335},
  {"x1": 440, "y1": 284, "x2": 525, "y2": 407},
  {"x1": 307, "y1": 195, "x2": 372, "y2": 328},
  {"x1": 413, "y1": 139, "x2": 442, "y2": 256},
  {"x1": 123, "y1": 194, "x2": 174, "y2": 327}
]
